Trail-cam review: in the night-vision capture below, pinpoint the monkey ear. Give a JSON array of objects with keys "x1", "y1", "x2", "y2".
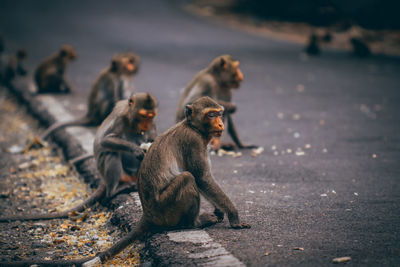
[
  {"x1": 185, "y1": 105, "x2": 193, "y2": 120},
  {"x1": 220, "y1": 58, "x2": 226, "y2": 69},
  {"x1": 129, "y1": 97, "x2": 135, "y2": 106},
  {"x1": 110, "y1": 59, "x2": 118, "y2": 72}
]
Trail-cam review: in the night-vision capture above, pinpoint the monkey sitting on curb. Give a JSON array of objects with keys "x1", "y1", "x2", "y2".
[
  {"x1": 34, "y1": 44, "x2": 77, "y2": 93},
  {"x1": 3, "y1": 49, "x2": 28, "y2": 85},
  {"x1": 2, "y1": 96, "x2": 250, "y2": 267},
  {"x1": 176, "y1": 54, "x2": 257, "y2": 151},
  {"x1": 0, "y1": 93, "x2": 158, "y2": 222},
  {"x1": 41, "y1": 52, "x2": 140, "y2": 140}
]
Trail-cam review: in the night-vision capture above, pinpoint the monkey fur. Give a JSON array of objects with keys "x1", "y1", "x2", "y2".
[
  {"x1": 34, "y1": 44, "x2": 77, "y2": 93},
  {"x1": 2, "y1": 96, "x2": 249, "y2": 266},
  {"x1": 0, "y1": 93, "x2": 158, "y2": 223}
]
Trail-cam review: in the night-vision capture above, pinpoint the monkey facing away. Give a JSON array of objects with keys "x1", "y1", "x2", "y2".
[
  {"x1": 176, "y1": 54, "x2": 256, "y2": 150},
  {"x1": 41, "y1": 53, "x2": 137, "y2": 140},
  {"x1": 34, "y1": 44, "x2": 77, "y2": 93},
  {"x1": 3, "y1": 49, "x2": 28, "y2": 85},
  {"x1": 0, "y1": 93, "x2": 158, "y2": 222},
  {"x1": 3, "y1": 96, "x2": 249, "y2": 267}
]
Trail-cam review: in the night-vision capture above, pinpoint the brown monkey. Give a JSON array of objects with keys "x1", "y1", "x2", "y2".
[
  {"x1": 41, "y1": 53, "x2": 137, "y2": 139},
  {"x1": 304, "y1": 34, "x2": 321, "y2": 56},
  {"x1": 350, "y1": 37, "x2": 370, "y2": 58},
  {"x1": 2, "y1": 97, "x2": 249, "y2": 266},
  {"x1": 3, "y1": 49, "x2": 28, "y2": 85},
  {"x1": 34, "y1": 44, "x2": 77, "y2": 93},
  {"x1": 176, "y1": 54, "x2": 256, "y2": 150},
  {"x1": 0, "y1": 93, "x2": 158, "y2": 222}
]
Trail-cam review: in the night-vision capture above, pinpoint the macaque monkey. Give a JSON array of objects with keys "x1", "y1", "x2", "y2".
[
  {"x1": 41, "y1": 53, "x2": 137, "y2": 139},
  {"x1": 3, "y1": 49, "x2": 28, "y2": 85},
  {"x1": 304, "y1": 34, "x2": 320, "y2": 56},
  {"x1": 350, "y1": 37, "x2": 370, "y2": 58},
  {"x1": 176, "y1": 54, "x2": 256, "y2": 150},
  {"x1": 34, "y1": 44, "x2": 77, "y2": 93},
  {"x1": 0, "y1": 93, "x2": 158, "y2": 222},
  {"x1": 3, "y1": 96, "x2": 249, "y2": 266}
]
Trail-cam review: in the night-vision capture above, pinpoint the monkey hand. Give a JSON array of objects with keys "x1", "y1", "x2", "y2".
[
  {"x1": 238, "y1": 144, "x2": 258, "y2": 149},
  {"x1": 132, "y1": 147, "x2": 145, "y2": 160},
  {"x1": 228, "y1": 212, "x2": 250, "y2": 229},
  {"x1": 225, "y1": 104, "x2": 236, "y2": 114},
  {"x1": 230, "y1": 222, "x2": 251, "y2": 229}
]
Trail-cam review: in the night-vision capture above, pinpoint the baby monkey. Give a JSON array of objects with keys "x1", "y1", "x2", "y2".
[
  {"x1": 34, "y1": 44, "x2": 77, "y2": 93},
  {"x1": 0, "y1": 93, "x2": 158, "y2": 222},
  {"x1": 41, "y1": 52, "x2": 140, "y2": 139}
]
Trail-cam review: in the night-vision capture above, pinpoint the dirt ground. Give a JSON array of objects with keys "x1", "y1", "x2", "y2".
[
  {"x1": 0, "y1": 89, "x2": 140, "y2": 266},
  {"x1": 187, "y1": 1, "x2": 400, "y2": 56}
]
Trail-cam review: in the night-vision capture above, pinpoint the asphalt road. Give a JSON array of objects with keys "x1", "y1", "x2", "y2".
[{"x1": 1, "y1": 0, "x2": 400, "y2": 266}]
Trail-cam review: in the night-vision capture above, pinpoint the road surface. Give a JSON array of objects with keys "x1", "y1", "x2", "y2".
[{"x1": 1, "y1": 0, "x2": 400, "y2": 265}]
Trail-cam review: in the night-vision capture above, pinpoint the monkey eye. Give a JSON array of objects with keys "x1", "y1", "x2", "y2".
[
  {"x1": 147, "y1": 113, "x2": 155, "y2": 118},
  {"x1": 207, "y1": 112, "x2": 217, "y2": 118},
  {"x1": 207, "y1": 111, "x2": 222, "y2": 118}
]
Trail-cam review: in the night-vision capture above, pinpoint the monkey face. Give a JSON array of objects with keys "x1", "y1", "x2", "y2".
[
  {"x1": 204, "y1": 109, "x2": 224, "y2": 137},
  {"x1": 60, "y1": 45, "x2": 77, "y2": 60},
  {"x1": 219, "y1": 60, "x2": 243, "y2": 89},
  {"x1": 229, "y1": 61, "x2": 244, "y2": 88},
  {"x1": 137, "y1": 109, "x2": 156, "y2": 132},
  {"x1": 123, "y1": 61, "x2": 135, "y2": 75}
]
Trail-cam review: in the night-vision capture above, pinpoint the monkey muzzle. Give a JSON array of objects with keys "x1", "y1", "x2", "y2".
[{"x1": 211, "y1": 130, "x2": 223, "y2": 137}]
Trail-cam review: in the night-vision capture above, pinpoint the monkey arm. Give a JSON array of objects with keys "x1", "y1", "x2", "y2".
[
  {"x1": 198, "y1": 172, "x2": 242, "y2": 227},
  {"x1": 218, "y1": 100, "x2": 236, "y2": 113},
  {"x1": 147, "y1": 123, "x2": 157, "y2": 142},
  {"x1": 227, "y1": 114, "x2": 257, "y2": 149},
  {"x1": 187, "y1": 147, "x2": 241, "y2": 227},
  {"x1": 100, "y1": 134, "x2": 144, "y2": 159}
]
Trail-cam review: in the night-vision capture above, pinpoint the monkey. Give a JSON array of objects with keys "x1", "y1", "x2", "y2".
[
  {"x1": 34, "y1": 44, "x2": 77, "y2": 93},
  {"x1": 3, "y1": 49, "x2": 28, "y2": 85},
  {"x1": 175, "y1": 54, "x2": 257, "y2": 151},
  {"x1": 40, "y1": 53, "x2": 137, "y2": 140},
  {"x1": 2, "y1": 96, "x2": 250, "y2": 267},
  {"x1": 304, "y1": 34, "x2": 321, "y2": 56},
  {"x1": 350, "y1": 37, "x2": 371, "y2": 58},
  {"x1": 0, "y1": 93, "x2": 158, "y2": 222}
]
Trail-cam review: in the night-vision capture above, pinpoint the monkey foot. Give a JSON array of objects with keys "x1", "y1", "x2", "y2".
[
  {"x1": 121, "y1": 174, "x2": 138, "y2": 183},
  {"x1": 230, "y1": 222, "x2": 251, "y2": 229},
  {"x1": 197, "y1": 213, "x2": 219, "y2": 228}
]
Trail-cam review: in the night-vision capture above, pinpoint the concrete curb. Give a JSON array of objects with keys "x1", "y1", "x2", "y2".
[{"x1": 5, "y1": 82, "x2": 246, "y2": 267}]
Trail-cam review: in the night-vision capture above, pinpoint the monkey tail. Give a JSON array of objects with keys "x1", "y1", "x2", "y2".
[
  {"x1": 0, "y1": 185, "x2": 106, "y2": 222},
  {"x1": 69, "y1": 153, "x2": 94, "y2": 165},
  {"x1": 41, "y1": 116, "x2": 93, "y2": 140},
  {"x1": 1, "y1": 217, "x2": 149, "y2": 267}
]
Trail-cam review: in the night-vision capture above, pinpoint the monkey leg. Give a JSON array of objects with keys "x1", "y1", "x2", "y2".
[
  {"x1": 44, "y1": 73, "x2": 70, "y2": 93},
  {"x1": 157, "y1": 172, "x2": 218, "y2": 228},
  {"x1": 102, "y1": 154, "x2": 135, "y2": 198}
]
